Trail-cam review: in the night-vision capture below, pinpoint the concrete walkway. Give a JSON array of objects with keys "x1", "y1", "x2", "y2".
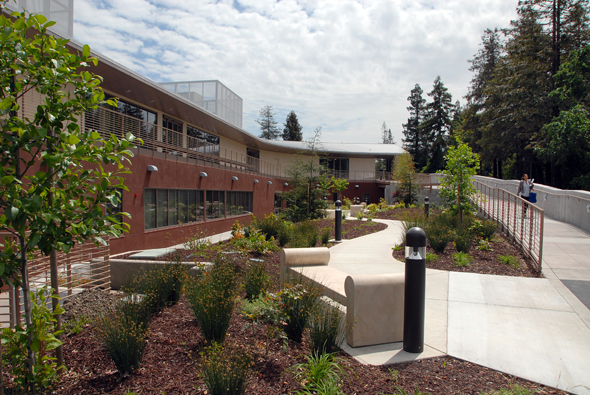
[{"x1": 328, "y1": 218, "x2": 590, "y2": 395}]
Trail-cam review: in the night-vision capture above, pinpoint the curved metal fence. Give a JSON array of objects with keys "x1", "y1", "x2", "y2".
[{"x1": 473, "y1": 180, "x2": 544, "y2": 272}]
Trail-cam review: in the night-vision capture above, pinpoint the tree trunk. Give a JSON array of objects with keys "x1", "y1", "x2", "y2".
[{"x1": 19, "y1": 238, "x2": 35, "y2": 375}]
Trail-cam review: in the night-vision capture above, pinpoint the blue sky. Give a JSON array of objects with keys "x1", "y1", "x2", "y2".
[{"x1": 73, "y1": 0, "x2": 518, "y2": 144}]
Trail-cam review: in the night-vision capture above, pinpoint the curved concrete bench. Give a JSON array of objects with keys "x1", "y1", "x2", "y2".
[{"x1": 345, "y1": 273, "x2": 405, "y2": 348}]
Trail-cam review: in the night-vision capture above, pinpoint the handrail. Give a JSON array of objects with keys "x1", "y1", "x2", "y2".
[{"x1": 473, "y1": 180, "x2": 544, "y2": 272}]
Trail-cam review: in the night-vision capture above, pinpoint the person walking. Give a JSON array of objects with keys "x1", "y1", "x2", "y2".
[{"x1": 517, "y1": 174, "x2": 534, "y2": 217}]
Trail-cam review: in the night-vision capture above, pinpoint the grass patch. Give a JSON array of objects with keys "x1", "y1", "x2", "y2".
[
  {"x1": 452, "y1": 251, "x2": 474, "y2": 267},
  {"x1": 498, "y1": 255, "x2": 520, "y2": 270}
]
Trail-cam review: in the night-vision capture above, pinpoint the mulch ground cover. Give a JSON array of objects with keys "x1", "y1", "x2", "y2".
[{"x1": 24, "y1": 214, "x2": 561, "y2": 394}]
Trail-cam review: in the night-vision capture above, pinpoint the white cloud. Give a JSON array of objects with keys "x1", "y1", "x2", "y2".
[{"x1": 74, "y1": 0, "x2": 519, "y2": 144}]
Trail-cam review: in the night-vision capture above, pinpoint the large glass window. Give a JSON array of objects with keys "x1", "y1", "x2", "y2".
[
  {"x1": 206, "y1": 190, "x2": 225, "y2": 220},
  {"x1": 226, "y1": 191, "x2": 253, "y2": 217},
  {"x1": 320, "y1": 158, "x2": 349, "y2": 179},
  {"x1": 145, "y1": 189, "x2": 204, "y2": 229}
]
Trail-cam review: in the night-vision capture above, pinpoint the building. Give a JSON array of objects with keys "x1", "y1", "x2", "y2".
[{"x1": 3, "y1": 2, "x2": 404, "y2": 255}]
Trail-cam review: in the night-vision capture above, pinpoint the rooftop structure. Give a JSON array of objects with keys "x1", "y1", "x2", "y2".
[{"x1": 5, "y1": 0, "x2": 73, "y2": 38}]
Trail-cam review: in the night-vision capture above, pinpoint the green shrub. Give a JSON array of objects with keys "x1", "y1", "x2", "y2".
[
  {"x1": 94, "y1": 297, "x2": 149, "y2": 375},
  {"x1": 1, "y1": 287, "x2": 64, "y2": 393},
  {"x1": 476, "y1": 239, "x2": 493, "y2": 252},
  {"x1": 355, "y1": 211, "x2": 365, "y2": 221},
  {"x1": 401, "y1": 211, "x2": 428, "y2": 240},
  {"x1": 452, "y1": 252, "x2": 473, "y2": 267},
  {"x1": 201, "y1": 343, "x2": 251, "y2": 395},
  {"x1": 289, "y1": 221, "x2": 319, "y2": 248},
  {"x1": 426, "y1": 252, "x2": 439, "y2": 262},
  {"x1": 366, "y1": 203, "x2": 379, "y2": 213},
  {"x1": 241, "y1": 293, "x2": 282, "y2": 325},
  {"x1": 278, "y1": 278, "x2": 321, "y2": 342},
  {"x1": 278, "y1": 224, "x2": 292, "y2": 247},
  {"x1": 308, "y1": 302, "x2": 346, "y2": 355},
  {"x1": 498, "y1": 255, "x2": 520, "y2": 269},
  {"x1": 454, "y1": 225, "x2": 476, "y2": 253},
  {"x1": 187, "y1": 258, "x2": 239, "y2": 344},
  {"x1": 342, "y1": 197, "x2": 352, "y2": 209},
  {"x1": 244, "y1": 260, "x2": 271, "y2": 300},
  {"x1": 479, "y1": 219, "x2": 498, "y2": 240},
  {"x1": 320, "y1": 228, "x2": 331, "y2": 245},
  {"x1": 292, "y1": 352, "x2": 345, "y2": 395},
  {"x1": 232, "y1": 227, "x2": 279, "y2": 254},
  {"x1": 252, "y1": 213, "x2": 284, "y2": 241},
  {"x1": 424, "y1": 214, "x2": 454, "y2": 253}
]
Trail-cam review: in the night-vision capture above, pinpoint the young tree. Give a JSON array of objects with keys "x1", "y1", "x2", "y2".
[
  {"x1": 439, "y1": 141, "x2": 480, "y2": 224},
  {"x1": 0, "y1": 7, "x2": 135, "y2": 377},
  {"x1": 282, "y1": 110, "x2": 303, "y2": 141},
  {"x1": 282, "y1": 127, "x2": 328, "y2": 222},
  {"x1": 402, "y1": 84, "x2": 428, "y2": 170},
  {"x1": 393, "y1": 153, "x2": 419, "y2": 207},
  {"x1": 256, "y1": 105, "x2": 280, "y2": 140},
  {"x1": 422, "y1": 76, "x2": 456, "y2": 173},
  {"x1": 330, "y1": 176, "x2": 349, "y2": 201}
]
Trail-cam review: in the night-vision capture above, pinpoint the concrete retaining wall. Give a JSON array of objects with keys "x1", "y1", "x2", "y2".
[
  {"x1": 109, "y1": 259, "x2": 209, "y2": 290},
  {"x1": 473, "y1": 176, "x2": 590, "y2": 235}
]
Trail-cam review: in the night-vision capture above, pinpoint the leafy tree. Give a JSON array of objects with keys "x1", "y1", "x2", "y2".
[
  {"x1": 392, "y1": 153, "x2": 419, "y2": 207},
  {"x1": 256, "y1": 105, "x2": 280, "y2": 140},
  {"x1": 381, "y1": 121, "x2": 394, "y2": 144},
  {"x1": 402, "y1": 84, "x2": 428, "y2": 170},
  {"x1": 330, "y1": 176, "x2": 349, "y2": 201},
  {"x1": 422, "y1": 76, "x2": 455, "y2": 173},
  {"x1": 439, "y1": 141, "x2": 480, "y2": 224},
  {"x1": 0, "y1": 7, "x2": 135, "y2": 376},
  {"x1": 282, "y1": 127, "x2": 328, "y2": 222},
  {"x1": 282, "y1": 110, "x2": 303, "y2": 141}
]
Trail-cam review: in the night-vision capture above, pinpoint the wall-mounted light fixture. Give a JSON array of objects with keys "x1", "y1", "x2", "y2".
[
  {"x1": 284, "y1": 183, "x2": 289, "y2": 186},
  {"x1": 200, "y1": 172, "x2": 208, "y2": 177},
  {"x1": 147, "y1": 165, "x2": 158, "y2": 172},
  {"x1": 254, "y1": 179, "x2": 260, "y2": 184},
  {"x1": 355, "y1": 184, "x2": 359, "y2": 188},
  {"x1": 232, "y1": 176, "x2": 239, "y2": 181},
  {"x1": 267, "y1": 181, "x2": 273, "y2": 185}
]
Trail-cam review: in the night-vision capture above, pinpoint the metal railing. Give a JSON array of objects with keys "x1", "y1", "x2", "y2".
[
  {"x1": 473, "y1": 180, "x2": 544, "y2": 272},
  {"x1": 0, "y1": 238, "x2": 110, "y2": 328}
]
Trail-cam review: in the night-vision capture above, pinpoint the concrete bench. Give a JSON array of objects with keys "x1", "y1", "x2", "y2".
[{"x1": 280, "y1": 247, "x2": 405, "y2": 348}]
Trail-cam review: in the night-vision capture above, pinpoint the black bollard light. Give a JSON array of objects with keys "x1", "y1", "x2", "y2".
[
  {"x1": 403, "y1": 227, "x2": 427, "y2": 353},
  {"x1": 424, "y1": 196, "x2": 430, "y2": 218},
  {"x1": 335, "y1": 200, "x2": 342, "y2": 242}
]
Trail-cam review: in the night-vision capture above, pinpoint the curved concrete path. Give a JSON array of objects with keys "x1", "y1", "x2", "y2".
[{"x1": 328, "y1": 218, "x2": 590, "y2": 395}]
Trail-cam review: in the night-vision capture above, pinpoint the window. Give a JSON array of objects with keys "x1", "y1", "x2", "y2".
[
  {"x1": 145, "y1": 189, "x2": 204, "y2": 229},
  {"x1": 320, "y1": 158, "x2": 349, "y2": 179},
  {"x1": 187, "y1": 125, "x2": 220, "y2": 158},
  {"x1": 206, "y1": 190, "x2": 225, "y2": 220},
  {"x1": 226, "y1": 191, "x2": 253, "y2": 217}
]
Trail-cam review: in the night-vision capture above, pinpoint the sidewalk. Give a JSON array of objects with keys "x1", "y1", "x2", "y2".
[{"x1": 327, "y1": 218, "x2": 590, "y2": 395}]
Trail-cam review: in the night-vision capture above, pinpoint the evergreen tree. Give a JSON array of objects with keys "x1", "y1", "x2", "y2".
[
  {"x1": 282, "y1": 110, "x2": 303, "y2": 141},
  {"x1": 402, "y1": 84, "x2": 428, "y2": 170},
  {"x1": 256, "y1": 105, "x2": 280, "y2": 140},
  {"x1": 422, "y1": 76, "x2": 455, "y2": 173},
  {"x1": 381, "y1": 121, "x2": 394, "y2": 144}
]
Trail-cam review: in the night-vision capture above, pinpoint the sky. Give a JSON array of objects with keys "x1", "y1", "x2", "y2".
[{"x1": 73, "y1": 0, "x2": 519, "y2": 145}]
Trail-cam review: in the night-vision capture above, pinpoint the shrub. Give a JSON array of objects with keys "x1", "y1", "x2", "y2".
[
  {"x1": 291, "y1": 352, "x2": 345, "y2": 395},
  {"x1": 479, "y1": 219, "x2": 498, "y2": 240},
  {"x1": 320, "y1": 228, "x2": 331, "y2": 245},
  {"x1": 201, "y1": 343, "x2": 251, "y2": 395},
  {"x1": 244, "y1": 260, "x2": 271, "y2": 300},
  {"x1": 342, "y1": 197, "x2": 352, "y2": 209},
  {"x1": 278, "y1": 223, "x2": 292, "y2": 247},
  {"x1": 187, "y1": 258, "x2": 239, "y2": 344},
  {"x1": 355, "y1": 211, "x2": 365, "y2": 221},
  {"x1": 308, "y1": 302, "x2": 346, "y2": 355},
  {"x1": 498, "y1": 255, "x2": 520, "y2": 269},
  {"x1": 232, "y1": 227, "x2": 279, "y2": 254},
  {"x1": 476, "y1": 239, "x2": 493, "y2": 252},
  {"x1": 278, "y1": 278, "x2": 321, "y2": 342},
  {"x1": 401, "y1": 211, "x2": 428, "y2": 241},
  {"x1": 424, "y1": 214, "x2": 454, "y2": 253},
  {"x1": 426, "y1": 252, "x2": 439, "y2": 262},
  {"x1": 366, "y1": 203, "x2": 379, "y2": 213},
  {"x1": 241, "y1": 293, "x2": 282, "y2": 325},
  {"x1": 184, "y1": 228, "x2": 213, "y2": 251},
  {"x1": 94, "y1": 297, "x2": 149, "y2": 375},
  {"x1": 454, "y1": 224, "x2": 476, "y2": 253},
  {"x1": 252, "y1": 213, "x2": 284, "y2": 241},
  {"x1": 1, "y1": 287, "x2": 64, "y2": 393},
  {"x1": 289, "y1": 220, "x2": 319, "y2": 248},
  {"x1": 452, "y1": 252, "x2": 473, "y2": 267},
  {"x1": 125, "y1": 261, "x2": 188, "y2": 315}
]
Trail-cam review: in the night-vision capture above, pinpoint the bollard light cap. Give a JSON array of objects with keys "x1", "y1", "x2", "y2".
[
  {"x1": 406, "y1": 227, "x2": 426, "y2": 248},
  {"x1": 424, "y1": 196, "x2": 429, "y2": 203}
]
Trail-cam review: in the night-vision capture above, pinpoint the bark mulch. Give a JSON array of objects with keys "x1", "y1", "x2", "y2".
[{"x1": 44, "y1": 216, "x2": 560, "y2": 394}]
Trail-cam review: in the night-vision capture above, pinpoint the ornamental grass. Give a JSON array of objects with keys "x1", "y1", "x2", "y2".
[
  {"x1": 200, "y1": 342, "x2": 252, "y2": 395},
  {"x1": 186, "y1": 257, "x2": 239, "y2": 344}
]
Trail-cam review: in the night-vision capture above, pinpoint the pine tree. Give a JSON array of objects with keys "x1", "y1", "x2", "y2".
[
  {"x1": 256, "y1": 105, "x2": 280, "y2": 140},
  {"x1": 282, "y1": 110, "x2": 303, "y2": 141},
  {"x1": 422, "y1": 76, "x2": 455, "y2": 173},
  {"x1": 381, "y1": 122, "x2": 394, "y2": 144},
  {"x1": 402, "y1": 84, "x2": 427, "y2": 170}
]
